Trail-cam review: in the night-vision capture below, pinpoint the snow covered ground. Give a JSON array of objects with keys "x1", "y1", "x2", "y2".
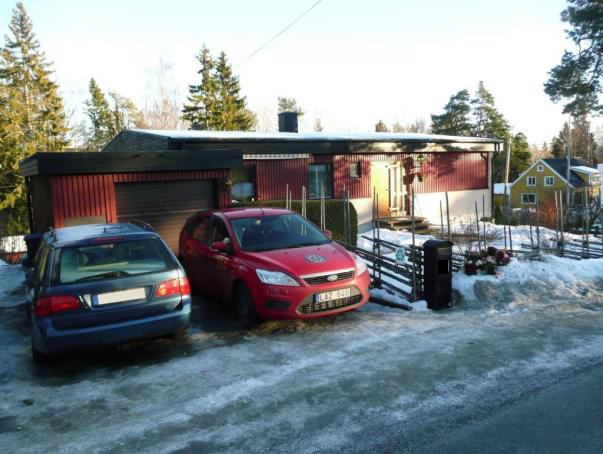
[{"x1": 1, "y1": 225, "x2": 603, "y2": 452}]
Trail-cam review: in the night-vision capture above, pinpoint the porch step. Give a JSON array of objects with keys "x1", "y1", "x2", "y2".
[{"x1": 378, "y1": 216, "x2": 431, "y2": 232}]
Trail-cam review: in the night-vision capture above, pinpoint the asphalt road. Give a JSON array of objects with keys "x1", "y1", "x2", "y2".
[
  {"x1": 1, "y1": 277, "x2": 603, "y2": 453},
  {"x1": 412, "y1": 360, "x2": 603, "y2": 454}
]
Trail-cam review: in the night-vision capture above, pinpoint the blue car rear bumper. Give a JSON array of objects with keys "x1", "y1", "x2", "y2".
[{"x1": 32, "y1": 301, "x2": 191, "y2": 354}]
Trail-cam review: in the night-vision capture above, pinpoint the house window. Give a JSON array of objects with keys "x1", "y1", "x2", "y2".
[
  {"x1": 544, "y1": 176, "x2": 554, "y2": 186},
  {"x1": 231, "y1": 167, "x2": 256, "y2": 202},
  {"x1": 526, "y1": 176, "x2": 536, "y2": 186},
  {"x1": 537, "y1": 165, "x2": 544, "y2": 172},
  {"x1": 521, "y1": 193, "x2": 536, "y2": 204},
  {"x1": 590, "y1": 174, "x2": 600, "y2": 185},
  {"x1": 349, "y1": 162, "x2": 361, "y2": 179},
  {"x1": 308, "y1": 164, "x2": 332, "y2": 198}
]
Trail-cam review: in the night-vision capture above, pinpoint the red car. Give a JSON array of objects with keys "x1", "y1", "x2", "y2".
[{"x1": 178, "y1": 208, "x2": 370, "y2": 326}]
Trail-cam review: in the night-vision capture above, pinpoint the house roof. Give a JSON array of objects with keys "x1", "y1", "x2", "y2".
[
  {"x1": 124, "y1": 129, "x2": 501, "y2": 144},
  {"x1": 19, "y1": 149, "x2": 243, "y2": 177},
  {"x1": 101, "y1": 129, "x2": 501, "y2": 155},
  {"x1": 542, "y1": 158, "x2": 593, "y2": 188}
]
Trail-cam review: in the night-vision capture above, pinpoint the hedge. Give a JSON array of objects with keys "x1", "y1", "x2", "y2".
[{"x1": 235, "y1": 199, "x2": 358, "y2": 246}]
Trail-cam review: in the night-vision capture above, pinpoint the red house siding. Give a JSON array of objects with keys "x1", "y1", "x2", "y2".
[
  {"x1": 49, "y1": 170, "x2": 229, "y2": 228},
  {"x1": 246, "y1": 158, "x2": 310, "y2": 200},
  {"x1": 247, "y1": 152, "x2": 488, "y2": 202}
]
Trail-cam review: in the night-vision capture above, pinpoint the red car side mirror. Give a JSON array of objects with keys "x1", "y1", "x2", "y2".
[
  {"x1": 323, "y1": 229, "x2": 333, "y2": 238},
  {"x1": 210, "y1": 241, "x2": 228, "y2": 252}
]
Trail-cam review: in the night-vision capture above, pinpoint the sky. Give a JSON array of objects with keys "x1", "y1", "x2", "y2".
[{"x1": 1, "y1": 0, "x2": 598, "y2": 145}]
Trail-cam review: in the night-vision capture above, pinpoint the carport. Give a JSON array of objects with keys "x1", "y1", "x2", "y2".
[{"x1": 20, "y1": 149, "x2": 242, "y2": 251}]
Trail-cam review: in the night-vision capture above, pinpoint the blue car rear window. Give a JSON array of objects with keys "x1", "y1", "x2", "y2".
[{"x1": 54, "y1": 239, "x2": 172, "y2": 284}]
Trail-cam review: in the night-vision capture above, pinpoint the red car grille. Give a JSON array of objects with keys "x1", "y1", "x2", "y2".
[
  {"x1": 303, "y1": 270, "x2": 354, "y2": 286},
  {"x1": 300, "y1": 294, "x2": 362, "y2": 314}
]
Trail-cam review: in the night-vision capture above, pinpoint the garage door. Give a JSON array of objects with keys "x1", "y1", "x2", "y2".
[{"x1": 115, "y1": 180, "x2": 217, "y2": 251}]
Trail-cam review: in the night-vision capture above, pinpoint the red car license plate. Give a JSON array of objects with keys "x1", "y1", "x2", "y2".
[{"x1": 315, "y1": 288, "x2": 351, "y2": 303}]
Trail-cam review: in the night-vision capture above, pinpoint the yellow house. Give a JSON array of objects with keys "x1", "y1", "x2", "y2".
[{"x1": 503, "y1": 158, "x2": 600, "y2": 210}]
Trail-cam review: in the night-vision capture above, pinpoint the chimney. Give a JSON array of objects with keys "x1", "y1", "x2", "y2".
[{"x1": 278, "y1": 111, "x2": 298, "y2": 133}]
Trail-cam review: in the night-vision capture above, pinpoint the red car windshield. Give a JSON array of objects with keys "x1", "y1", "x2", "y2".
[{"x1": 231, "y1": 213, "x2": 331, "y2": 252}]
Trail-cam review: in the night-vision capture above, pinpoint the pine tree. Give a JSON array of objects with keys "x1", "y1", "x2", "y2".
[
  {"x1": 182, "y1": 46, "x2": 218, "y2": 129},
  {"x1": 84, "y1": 78, "x2": 115, "y2": 150},
  {"x1": 551, "y1": 115, "x2": 598, "y2": 163},
  {"x1": 375, "y1": 120, "x2": 389, "y2": 132},
  {"x1": 431, "y1": 89, "x2": 472, "y2": 136},
  {"x1": 277, "y1": 97, "x2": 304, "y2": 116},
  {"x1": 509, "y1": 133, "x2": 532, "y2": 181},
  {"x1": 544, "y1": 0, "x2": 603, "y2": 115},
  {"x1": 471, "y1": 81, "x2": 510, "y2": 140},
  {"x1": 214, "y1": 52, "x2": 253, "y2": 131},
  {"x1": 0, "y1": 2, "x2": 68, "y2": 233},
  {"x1": 182, "y1": 47, "x2": 253, "y2": 131},
  {"x1": 109, "y1": 92, "x2": 143, "y2": 132}
]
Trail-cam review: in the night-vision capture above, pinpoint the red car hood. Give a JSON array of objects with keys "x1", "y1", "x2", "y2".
[{"x1": 244, "y1": 242, "x2": 356, "y2": 278}]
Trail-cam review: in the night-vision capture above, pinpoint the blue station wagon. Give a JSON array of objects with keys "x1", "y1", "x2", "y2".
[{"x1": 25, "y1": 223, "x2": 191, "y2": 362}]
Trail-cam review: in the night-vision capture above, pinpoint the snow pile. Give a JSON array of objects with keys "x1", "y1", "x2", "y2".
[
  {"x1": 357, "y1": 225, "x2": 603, "y2": 314},
  {"x1": 0, "y1": 262, "x2": 26, "y2": 308}
]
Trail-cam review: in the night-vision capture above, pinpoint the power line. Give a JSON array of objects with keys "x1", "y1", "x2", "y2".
[{"x1": 237, "y1": 0, "x2": 324, "y2": 67}]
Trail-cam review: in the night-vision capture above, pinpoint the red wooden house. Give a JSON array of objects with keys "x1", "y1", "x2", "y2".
[{"x1": 21, "y1": 117, "x2": 499, "y2": 250}]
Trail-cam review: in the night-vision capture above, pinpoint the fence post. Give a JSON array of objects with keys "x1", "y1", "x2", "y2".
[
  {"x1": 440, "y1": 200, "x2": 444, "y2": 240},
  {"x1": 445, "y1": 192, "x2": 451, "y2": 242}
]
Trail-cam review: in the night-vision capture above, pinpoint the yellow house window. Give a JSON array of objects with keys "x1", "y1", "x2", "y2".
[
  {"x1": 537, "y1": 165, "x2": 544, "y2": 172},
  {"x1": 521, "y1": 193, "x2": 536, "y2": 204},
  {"x1": 526, "y1": 176, "x2": 536, "y2": 186},
  {"x1": 544, "y1": 176, "x2": 554, "y2": 186}
]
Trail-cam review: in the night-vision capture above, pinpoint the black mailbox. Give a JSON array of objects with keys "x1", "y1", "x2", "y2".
[{"x1": 423, "y1": 239, "x2": 453, "y2": 310}]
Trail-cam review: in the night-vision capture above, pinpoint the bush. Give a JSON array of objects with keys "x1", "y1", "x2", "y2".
[{"x1": 234, "y1": 199, "x2": 358, "y2": 246}]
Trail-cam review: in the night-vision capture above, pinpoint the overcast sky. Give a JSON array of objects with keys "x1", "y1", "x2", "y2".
[{"x1": 1, "y1": 0, "x2": 597, "y2": 144}]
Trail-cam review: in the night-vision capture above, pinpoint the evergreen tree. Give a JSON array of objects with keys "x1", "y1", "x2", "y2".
[
  {"x1": 182, "y1": 46, "x2": 218, "y2": 129},
  {"x1": 550, "y1": 115, "x2": 598, "y2": 163},
  {"x1": 509, "y1": 132, "x2": 532, "y2": 181},
  {"x1": 84, "y1": 78, "x2": 114, "y2": 150},
  {"x1": 375, "y1": 120, "x2": 389, "y2": 132},
  {"x1": 277, "y1": 97, "x2": 304, "y2": 116},
  {"x1": 431, "y1": 89, "x2": 472, "y2": 136},
  {"x1": 471, "y1": 81, "x2": 510, "y2": 140},
  {"x1": 109, "y1": 92, "x2": 143, "y2": 132},
  {"x1": 182, "y1": 47, "x2": 253, "y2": 131},
  {"x1": 214, "y1": 52, "x2": 253, "y2": 131},
  {"x1": 0, "y1": 2, "x2": 68, "y2": 233},
  {"x1": 544, "y1": 0, "x2": 603, "y2": 115}
]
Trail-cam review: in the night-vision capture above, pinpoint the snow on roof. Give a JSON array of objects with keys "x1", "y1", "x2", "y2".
[
  {"x1": 130, "y1": 129, "x2": 501, "y2": 144},
  {"x1": 493, "y1": 183, "x2": 511, "y2": 194},
  {"x1": 570, "y1": 165, "x2": 600, "y2": 175}
]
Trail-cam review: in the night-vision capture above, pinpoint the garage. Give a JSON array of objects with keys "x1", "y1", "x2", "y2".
[
  {"x1": 115, "y1": 180, "x2": 217, "y2": 251},
  {"x1": 20, "y1": 149, "x2": 241, "y2": 243}
]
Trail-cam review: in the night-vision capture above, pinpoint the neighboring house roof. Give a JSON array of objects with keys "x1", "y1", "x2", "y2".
[
  {"x1": 493, "y1": 183, "x2": 511, "y2": 195},
  {"x1": 542, "y1": 158, "x2": 593, "y2": 188},
  {"x1": 570, "y1": 165, "x2": 600, "y2": 175}
]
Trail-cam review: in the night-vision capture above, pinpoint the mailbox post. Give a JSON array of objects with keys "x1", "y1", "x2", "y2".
[{"x1": 423, "y1": 239, "x2": 453, "y2": 310}]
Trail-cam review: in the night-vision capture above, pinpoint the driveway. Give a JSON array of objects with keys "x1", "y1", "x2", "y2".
[{"x1": 1, "y1": 262, "x2": 603, "y2": 453}]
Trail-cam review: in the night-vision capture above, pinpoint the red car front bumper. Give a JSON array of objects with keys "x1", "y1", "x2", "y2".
[{"x1": 251, "y1": 270, "x2": 371, "y2": 320}]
